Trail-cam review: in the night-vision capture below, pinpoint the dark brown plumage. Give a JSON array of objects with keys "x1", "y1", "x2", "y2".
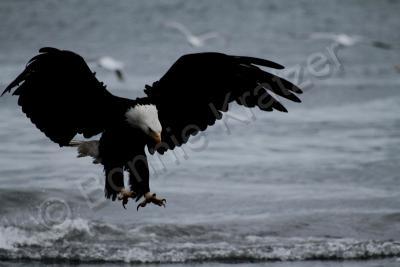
[{"x1": 2, "y1": 47, "x2": 302, "y2": 208}]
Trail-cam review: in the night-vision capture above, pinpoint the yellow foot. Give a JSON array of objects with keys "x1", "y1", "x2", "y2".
[
  {"x1": 137, "y1": 192, "x2": 166, "y2": 211},
  {"x1": 117, "y1": 189, "x2": 137, "y2": 209}
]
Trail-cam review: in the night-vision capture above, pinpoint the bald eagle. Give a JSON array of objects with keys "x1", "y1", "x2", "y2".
[{"x1": 2, "y1": 47, "x2": 302, "y2": 210}]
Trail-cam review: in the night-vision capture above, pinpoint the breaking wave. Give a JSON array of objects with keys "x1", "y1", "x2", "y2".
[{"x1": 0, "y1": 218, "x2": 399, "y2": 263}]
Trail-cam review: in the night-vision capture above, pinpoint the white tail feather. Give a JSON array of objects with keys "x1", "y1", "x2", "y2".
[{"x1": 69, "y1": 140, "x2": 101, "y2": 164}]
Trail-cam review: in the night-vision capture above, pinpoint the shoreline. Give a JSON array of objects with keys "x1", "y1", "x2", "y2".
[{"x1": 1, "y1": 258, "x2": 400, "y2": 267}]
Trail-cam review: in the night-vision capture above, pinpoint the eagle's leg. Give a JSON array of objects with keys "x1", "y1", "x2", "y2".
[
  {"x1": 137, "y1": 192, "x2": 166, "y2": 210},
  {"x1": 117, "y1": 188, "x2": 137, "y2": 209}
]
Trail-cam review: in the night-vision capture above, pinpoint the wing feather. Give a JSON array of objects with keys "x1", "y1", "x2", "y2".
[
  {"x1": 2, "y1": 47, "x2": 132, "y2": 146},
  {"x1": 144, "y1": 52, "x2": 302, "y2": 154}
]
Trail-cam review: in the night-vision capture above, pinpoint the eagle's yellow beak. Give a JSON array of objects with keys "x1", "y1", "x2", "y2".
[{"x1": 151, "y1": 132, "x2": 162, "y2": 144}]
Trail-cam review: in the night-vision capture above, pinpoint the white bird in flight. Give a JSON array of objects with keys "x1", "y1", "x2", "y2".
[
  {"x1": 309, "y1": 32, "x2": 393, "y2": 50},
  {"x1": 309, "y1": 32, "x2": 363, "y2": 47},
  {"x1": 165, "y1": 21, "x2": 222, "y2": 48},
  {"x1": 89, "y1": 56, "x2": 125, "y2": 81}
]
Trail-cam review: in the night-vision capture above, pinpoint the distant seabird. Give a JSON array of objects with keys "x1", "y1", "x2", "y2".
[
  {"x1": 309, "y1": 32, "x2": 393, "y2": 49},
  {"x1": 2, "y1": 47, "x2": 302, "y2": 210},
  {"x1": 89, "y1": 56, "x2": 125, "y2": 81},
  {"x1": 165, "y1": 21, "x2": 222, "y2": 48},
  {"x1": 309, "y1": 32, "x2": 363, "y2": 47}
]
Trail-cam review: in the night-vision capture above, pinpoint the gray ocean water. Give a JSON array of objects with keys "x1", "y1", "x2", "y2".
[{"x1": 0, "y1": 0, "x2": 400, "y2": 266}]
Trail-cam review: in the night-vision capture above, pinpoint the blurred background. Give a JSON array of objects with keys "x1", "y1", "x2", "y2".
[{"x1": 0, "y1": 0, "x2": 399, "y2": 266}]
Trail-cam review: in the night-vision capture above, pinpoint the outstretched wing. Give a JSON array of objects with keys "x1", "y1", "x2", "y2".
[
  {"x1": 144, "y1": 53, "x2": 302, "y2": 154},
  {"x1": 2, "y1": 47, "x2": 131, "y2": 146}
]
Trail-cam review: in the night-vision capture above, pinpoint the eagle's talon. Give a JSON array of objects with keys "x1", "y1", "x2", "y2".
[
  {"x1": 118, "y1": 189, "x2": 136, "y2": 209},
  {"x1": 136, "y1": 192, "x2": 167, "y2": 211},
  {"x1": 122, "y1": 197, "x2": 129, "y2": 209},
  {"x1": 137, "y1": 202, "x2": 147, "y2": 211},
  {"x1": 155, "y1": 198, "x2": 166, "y2": 207}
]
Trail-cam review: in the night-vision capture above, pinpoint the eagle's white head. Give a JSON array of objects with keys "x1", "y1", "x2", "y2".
[{"x1": 125, "y1": 104, "x2": 162, "y2": 143}]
